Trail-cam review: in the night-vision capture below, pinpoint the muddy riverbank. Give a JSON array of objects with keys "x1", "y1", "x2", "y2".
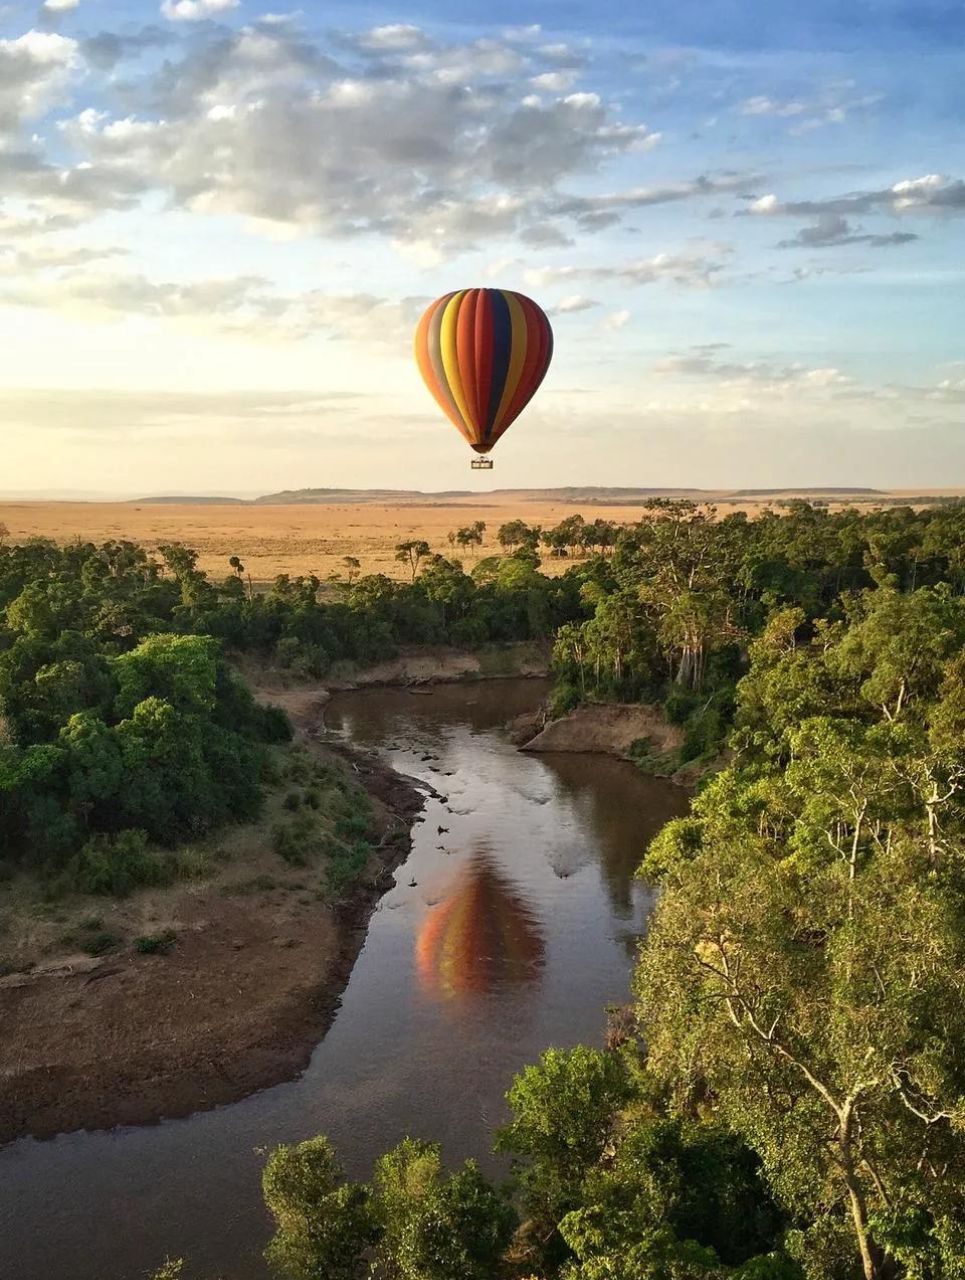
[{"x1": 0, "y1": 712, "x2": 424, "y2": 1146}]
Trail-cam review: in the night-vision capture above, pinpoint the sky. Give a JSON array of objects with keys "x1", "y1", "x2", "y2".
[{"x1": 2, "y1": 0, "x2": 965, "y2": 495}]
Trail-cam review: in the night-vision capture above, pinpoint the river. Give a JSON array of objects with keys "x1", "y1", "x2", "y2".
[{"x1": 0, "y1": 679, "x2": 687, "y2": 1280}]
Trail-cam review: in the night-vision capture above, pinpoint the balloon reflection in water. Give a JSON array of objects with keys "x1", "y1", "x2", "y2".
[{"x1": 416, "y1": 851, "x2": 545, "y2": 1002}]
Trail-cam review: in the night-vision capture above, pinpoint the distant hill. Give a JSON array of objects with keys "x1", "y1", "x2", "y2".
[
  {"x1": 128, "y1": 484, "x2": 926, "y2": 507},
  {"x1": 731, "y1": 487, "x2": 883, "y2": 496},
  {"x1": 130, "y1": 495, "x2": 248, "y2": 505},
  {"x1": 253, "y1": 488, "x2": 474, "y2": 504}
]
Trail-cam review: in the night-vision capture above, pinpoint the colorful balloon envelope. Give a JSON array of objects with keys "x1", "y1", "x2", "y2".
[
  {"x1": 414, "y1": 288, "x2": 554, "y2": 466},
  {"x1": 416, "y1": 852, "x2": 544, "y2": 1002}
]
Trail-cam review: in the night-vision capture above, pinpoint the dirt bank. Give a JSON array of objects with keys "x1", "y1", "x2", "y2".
[
  {"x1": 521, "y1": 702, "x2": 684, "y2": 758},
  {"x1": 0, "y1": 709, "x2": 424, "y2": 1146},
  {"x1": 240, "y1": 643, "x2": 549, "y2": 696}
]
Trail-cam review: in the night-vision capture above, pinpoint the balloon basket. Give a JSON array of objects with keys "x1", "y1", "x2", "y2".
[{"x1": 471, "y1": 458, "x2": 494, "y2": 470}]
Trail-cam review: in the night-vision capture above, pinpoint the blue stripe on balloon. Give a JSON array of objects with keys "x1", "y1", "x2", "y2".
[{"x1": 484, "y1": 289, "x2": 512, "y2": 436}]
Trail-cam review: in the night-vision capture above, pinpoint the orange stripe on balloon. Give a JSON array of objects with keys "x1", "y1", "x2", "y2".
[
  {"x1": 440, "y1": 291, "x2": 478, "y2": 444},
  {"x1": 424, "y1": 294, "x2": 474, "y2": 445}
]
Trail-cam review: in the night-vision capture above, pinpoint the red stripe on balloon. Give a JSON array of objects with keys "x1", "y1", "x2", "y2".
[
  {"x1": 456, "y1": 290, "x2": 480, "y2": 439},
  {"x1": 474, "y1": 289, "x2": 494, "y2": 432}
]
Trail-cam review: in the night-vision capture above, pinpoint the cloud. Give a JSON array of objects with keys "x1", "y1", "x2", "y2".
[
  {"x1": 654, "y1": 349, "x2": 852, "y2": 391},
  {"x1": 80, "y1": 26, "x2": 173, "y2": 71},
  {"x1": 550, "y1": 173, "x2": 756, "y2": 230},
  {"x1": 42, "y1": 0, "x2": 79, "y2": 10},
  {"x1": 737, "y1": 86, "x2": 881, "y2": 134},
  {"x1": 160, "y1": 0, "x2": 239, "y2": 21},
  {"x1": 0, "y1": 30, "x2": 79, "y2": 136},
  {"x1": 354, "y1": 24, "x2": 432, "y2": 52},
  {"x1": 0, "y1": 260, "x2": 427, "y2": 348},
  {"x1": 530, "y1": 69, "x2": 580, "y2": 92},
  {"x1": 32, "y1": 24, "x2": 660, "y2": 254},
  {"x1": 602, "y1": 309, "x2": 630, "y2": 330},
  {"x1": 549, "y1": 295, "x2": 600, "y2": 314},
  {"x1": 740, "y1": 95, "x2": 806, "y2": 118},
  {"x1": 777, "y1": 212, "x2": 919, "y2": 249},
  {"x1": 526, "y1": 246, "x2": 732, "y2": 290},
  {"x1": 746, "y1": 174, "x2": 965, "y2": 220}
]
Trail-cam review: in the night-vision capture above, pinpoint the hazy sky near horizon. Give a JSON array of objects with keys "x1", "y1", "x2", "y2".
[{"x1": 2, "y1": 0, "x2": 965, "y2": 494}]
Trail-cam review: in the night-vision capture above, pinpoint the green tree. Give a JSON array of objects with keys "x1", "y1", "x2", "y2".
[
  {"x1": 637, "y1": 757, "x2": 965, "y2": 1280},
  {"x1": 372, "y1": 1137, "x2": 516, "y2": 1280},
  {"x1": 395, "y1": 540, "x2": 432, "y2": 581},
  {"x1": 263, "y1": 1136, "x2": 374, "y2": 1280}
]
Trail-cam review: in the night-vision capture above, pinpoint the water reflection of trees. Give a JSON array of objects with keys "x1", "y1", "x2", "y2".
[
  {"x1": 536, "y1": 755, "x2": 687, "y2": 918},
  {"x1": 416, "y1": 848, "x2": 545, "y2": 1002}
]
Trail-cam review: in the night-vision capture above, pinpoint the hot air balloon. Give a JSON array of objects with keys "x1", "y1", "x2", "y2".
[
  {"x1": 414, "y1": 288, "x2": 554, "y2": 469},
  {"x1": 416, "y1": 851, "x2": 544, "y2": 1001}
]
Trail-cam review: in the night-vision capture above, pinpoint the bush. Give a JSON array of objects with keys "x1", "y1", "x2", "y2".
[
  {"x1": 326, "y1": 839, "x2": 370, "y2": 896},
  {"x1": 134, "y1": 928, "x2": 178, "y2": 955},
  {"x1": 548, "y1": 679, "x2": 581, "y2": 718},
  {"x1": 65, "y1": 830, "x2": 171, "y2": 897},
  {"x1": 83, "y1": 929, "x2": 122, "y2": 956},
  {"x1": 273, "y1": 810, "x2": 326, "y2": 866}
]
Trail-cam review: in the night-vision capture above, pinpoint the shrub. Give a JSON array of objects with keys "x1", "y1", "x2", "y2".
[
  {"x1": 548, "y1": 679, "x2": 580, "y2": 718},
  {"x1": 65, "y1": 830, "x2": 171, "y2": 897},
  {"x1": 83, "y1": 929, "x2": 122, "y2": 956},
  {"x1": 134, "y1": 928, "x2": 177, "y2": 955}
]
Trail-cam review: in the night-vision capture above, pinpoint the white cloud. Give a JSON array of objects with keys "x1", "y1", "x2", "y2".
[
  {"x1": 39, "y1": 27, "x2": 660, "y2": 253},
  {"x1": 745, "y1": 174, "x2": 965, "y2": 222},
  {"x1": 43, "y1": 0, "x2": 80, "y2": 10},
  {"x1": 160, "y1": 0, "x2": 239, "y2": 22},
  {"x1": 738, "y1": 86, "x2": 882, "y2": 135},
  {"x1": 526, "y1": 247, "x2": 732, "y2": 290},
  {"x1": 530, "y1": 70, "x2": 579, "y2": 92},
  {"x1": 747, "y1": 193, "x2": 781, "y2": 214},
  {"x1": 0, "y1": 31, "x2": 79, "y2": 135},
  {"x1": 602, "y1": 309, "x2": 630, "y2": 330},
  {"x1": 551, "y1": 294, "x2": 599, "y2": 314},
  {"x1": 740, "y1": 95, "x2": 805, "y2": 117},
  {"x1": 356, "y1": 25, "x2": 430, "y2": 52},
  {"x1": 654, "y1": 349, "x2": 852, "y2": 393}
]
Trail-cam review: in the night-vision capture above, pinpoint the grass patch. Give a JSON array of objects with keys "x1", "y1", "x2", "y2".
[
  {"x1": 626, "y1": 736, "x2": 682, "y2": 776},
  {"x1": 83, "y1": 930, "x2": 123, "y2": 957},
  {"x1": 134, "y1": 929, "x2": 178, "y2": 955},
  {"x1": 57, "y1": 917, "x2": 124, "y2": 956},
  {"x1": 267, "y1": 749, "x2": 376, "y2": 895}
]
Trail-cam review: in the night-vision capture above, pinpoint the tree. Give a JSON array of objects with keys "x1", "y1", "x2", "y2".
[
  {"x1": 497, "y1": 1045, "x2": 633, "y2": 1238},
  {"x1": 228, "y1": 553, "x2": 253, "y2": 600},
  {"x1": 263, "y1": 1137, "x2": 374, "y2": 1280},
  {"x1": 395, "y1": 540, "x2": 431, "y2": 581},
  {"x1": 453, "y1": 522, "x2": 486, "y2": 557},
  {"x1": 637, "y1": 753, "x2": 965, "y2": 1280},
  {"x1": 498, "y1": 520, "x2": 538, "y2": 551},
  {"x1": 342, "y1": 556, "x2": 361, "y2": 584},
  {"x1": 372, "y1": 1138, "x2": 516, "y2": 1280}
]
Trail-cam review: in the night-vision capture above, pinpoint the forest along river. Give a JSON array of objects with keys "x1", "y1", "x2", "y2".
[{"x1": 0, "y1": 679, "x2": 687, "y2": 1280}]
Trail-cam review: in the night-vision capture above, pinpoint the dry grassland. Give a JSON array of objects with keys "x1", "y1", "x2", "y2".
[{"x1": 2, "y1": 492, "x2": 962, "y2": 586}]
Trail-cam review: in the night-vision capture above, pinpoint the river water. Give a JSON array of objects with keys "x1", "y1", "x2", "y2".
[{"x1": 0, "y1": 680, "x2": 686, "y2": 1280}]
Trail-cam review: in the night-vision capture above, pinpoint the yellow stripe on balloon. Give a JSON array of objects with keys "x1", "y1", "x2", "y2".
[
  {"x1": 492, "y1": 291, "x2": 528, "y2": 432},
  {"x1": 439, "y1": 291, "x2": 477, "y2": 443}
]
